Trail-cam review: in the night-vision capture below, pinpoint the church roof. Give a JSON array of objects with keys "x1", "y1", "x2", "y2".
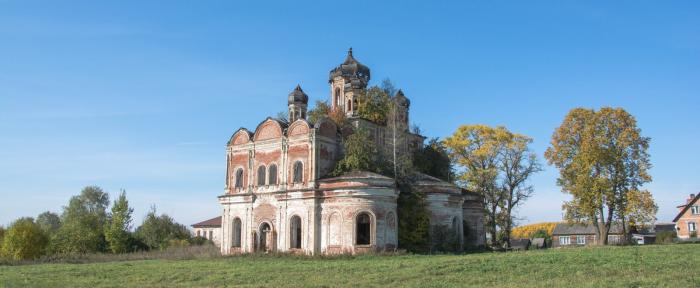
[
  {"x1": 329, "y1": 48, "x2": 370, "y2": 83},
  {"x1": 320, "y1": 170, "x2": 393, "y2": 182},
  {"x1": 191, "y1": 216, "x2": 222, "y2": 228},
  {"x1": 288, "y1": 84, "x2": 308, "y2": 105}
]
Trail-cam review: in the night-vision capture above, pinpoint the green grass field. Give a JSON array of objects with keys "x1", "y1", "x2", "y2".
[{"x1": 1, "y1": 244, "x2": 699, "y2": 287}]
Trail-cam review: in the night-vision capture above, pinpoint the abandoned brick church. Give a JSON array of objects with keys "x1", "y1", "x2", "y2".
[{"x1": 210, "y1": 49, "x2": 485, "y2": 255}]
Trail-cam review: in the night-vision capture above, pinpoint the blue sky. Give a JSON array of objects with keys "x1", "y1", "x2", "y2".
[{"x1": 1, "y1": 1, "x2": 699, "y2": 228}]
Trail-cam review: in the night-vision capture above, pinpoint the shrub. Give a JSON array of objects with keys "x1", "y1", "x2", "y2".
[
  {"x1": 1, "y1": 218, "x2": 49, "y2": 260},
  {"x1": 655, "y1": 231, "x2": 676, "y2": 244},
  {"x1": 134, "y1": 208, "x2": 191, "y2": 250}
]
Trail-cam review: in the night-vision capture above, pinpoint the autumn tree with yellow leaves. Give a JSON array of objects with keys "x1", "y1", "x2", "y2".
[
  {"x1": 444, "y1": 125, "x2": 541, "y2": 247},
  {"x1": 545, "y1": 107, "x2": 656, "y2": 245}
]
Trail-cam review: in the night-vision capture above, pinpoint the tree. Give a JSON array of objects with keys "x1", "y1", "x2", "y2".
[
  {"x1": 134, "y1": 206, "x2": 191, "y2": 250},
  {"x1": 625, "y1": 189, "x2": 658, "y2": 230},
  {"x1": 545, "y1": 107, "x2": 653, "y2": 245},
  {"x1": 356, "y1": 86, "x2": 392, "y2": 125},
  {"x1": 307, "y1": 100, "x2": 331, "y2": 124},
  {"x1": 0, "y1": 226, "x2": 5, "y2": 251},
  {"x1": 105, "y1": 190, "x2": 134, "y2": 253},
  {"x1": 332, "y1": 129, "x2": 388, "y2": 176},
  {"x1": 36, "y1": 211, "x2": 61, "y2": 234},
  {"x1": 52, "y1": 186, "x2": 110, "y2": 253},
  {"x1": 1, "y1": 218, "x2": 49, "y2": 260},
  {"x1": 413, "y1": 138, "x2": 453, "y2": 182},
  {"x1": 444, "y1": 125, "x2": 507, "y2": 246},
  {"x1": 396, "y1": 182, "x2": 431, "y2": 253},
  {"x1": 499, "y1": 133, "x2": 542, "y2": 247}
]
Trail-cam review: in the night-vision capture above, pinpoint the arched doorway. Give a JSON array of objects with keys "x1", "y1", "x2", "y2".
[{"x1": 257, "y1": 222, "x2": 274, "y2": 252}]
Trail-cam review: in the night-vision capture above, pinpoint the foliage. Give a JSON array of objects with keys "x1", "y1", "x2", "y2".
[
  {"x1": 655, "y1": 231, "x2": 676, "y2": 244},
  {"x1": 52, "y1": 186, "x2": 110, "y2": 253},
  {"x1": 1, "y1": 217, "x2": 49, "y2": 260},
  {"x1": 105, "y1": 190, "x2": 134, "y2": 253},
  {"x1": 189, "y1": 236, "x2": 213, "y2": 246},
  {"x1": 511, "y1": 222, "x2": 558, "y2": 239},
  {"x1": 3, "y1": 244, "x2": 700, "y2": 287},
  {"x1": 331, "y1": 129, "x2": 389, "y2": 176},
  {"x1": 444, "y1": 124, "x2": 540, "y2": 247},
  {"x1": 396, "y1": 182, "x2": 430, "y2": 253},
  {"x1": 499, "y1": 133, "x2": 542, "y2": 246},
  {"x1": 307, "y1": 100, "x2": 331, "y2": 124},
  {"x1": 35, "y1": 211, "x2": 61, "y2": 234},
  {"x1": 356, "y1": 86, "x2": 392, "y2": 125},
  {"x1": 0, "y1": 226, "x2": 5, "y2": 251},
  {"x1": 413, "y1": 138, "x2": 453, "y2": 182},
  {"x1": 134, "y1": 207, "x2": 191, "y2": 250},
  {"x1": 544, "y1": 107, "x2": 653, "y2": 245},
  {"x1": 625, "y1": 189, "x2": 658, "y2": 228}
]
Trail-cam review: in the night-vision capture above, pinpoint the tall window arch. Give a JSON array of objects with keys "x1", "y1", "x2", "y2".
[
  {"x1": 268, "y1": 164, "x2": 277, "y2": 185},
  {"x1": 290, "y1": 215, "x2": 302, "y2": 249},
  {"x1": 234, "y1": 168, "x2": 244, "y2": 188},
  {"x1": 347, "y1": 99, "x2": 352, "y2": 112},
  {"x1": 356, "y1": 212, "x2": 371, "y2": 245},
  {"x1": 257, "y1": 165, "x2": 266, "y2": 186},
  {"x1": 232, "y1": 218, "x2": 242, "y2": 248},
  {"x1": 293, "y1": 161, "x2": 303, "y2": 183},
  {"x1": 452, "y1": 217, "x2": 459, "y2": 237},
  {"x1": 334, "y1": 88, "x2": 341, "y2": 107}
]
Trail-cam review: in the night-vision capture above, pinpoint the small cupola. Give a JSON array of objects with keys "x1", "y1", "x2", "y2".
[{"x1": 288, "y1": 84, "x2": 309, "y2": 105}]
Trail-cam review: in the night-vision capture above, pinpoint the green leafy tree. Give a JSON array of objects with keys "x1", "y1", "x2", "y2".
[
  {"x1": 332, "y1": 129, "x2": 388, "y2": 176},
  {"x1": 36, "y1": 211, "x2": 61, "y2": 234},
  {"x1": 0, "y1": 226, "x2": 5, "y2": 251},
  {"x1": 135, "y1": 207, "x2": 191, "y2": 250},
  {"x1": 105, "y1": 190, "x2": 134, "y2": 253},
  {"x1": 1, "y1": 218, "x2": 49, "y2": 260},
  {"x1": 396, "y1": 183, "x2": 430, "y2": 253},
  {"x1": 413, "y1": 138, "x2": 454, "y2": 182},
  {"x1": 545, "y1": 107, "x2": 653, "y2": 245},
  {"x1": 52, "y1": 186, "x2": 110, "y2": 253},
  {"x1": 307, "y1": 100, "x2": 331, "y2": 124},
  {"x1": 357, "y1": 86, "x2": 392, "y2": 125}
]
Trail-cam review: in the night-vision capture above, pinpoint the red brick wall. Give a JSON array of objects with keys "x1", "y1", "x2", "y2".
[{"x1": 676, "y1": 204, "x2": 700, "y2": 238}]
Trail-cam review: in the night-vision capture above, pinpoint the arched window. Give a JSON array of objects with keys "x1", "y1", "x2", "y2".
[
  {"x1": 347, "y1": 99, "x2": 352, "y2": 112},
  {"x1": 268, "y1": 164, "x2": 277, "y2": 185},
  {"x1": 290, "y1": 215, "x2": 302, "y2": 249},
  {"x1": 452, "y1": 217, "x2": 459, "y2": 237},
  {"x1": 356, "y1": 213, "x2": 371, "y2": 245},
  {"x1": 257, "y1": 165, "x2": 266, "y2": 186},
  {"x1": 232, "y1": 218, "x2": 242, "y2": 248},
  {"x1": 335, "y1": 88, "x2": 341, "y2": 107},
  {"x1": 293, "y1": 161, "x2": 303, "y2": 183},
  {"x1": 234, "y1": 168, "x2": 244, "y2": 188}
]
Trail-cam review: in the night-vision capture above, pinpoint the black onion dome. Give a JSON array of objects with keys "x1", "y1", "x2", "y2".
[
  {"x1": 288, "y1": 84, "x2": 308, "y2": 104},
  {"x1": 329, "y1": 48, "x2": 370, "y2": 82}
]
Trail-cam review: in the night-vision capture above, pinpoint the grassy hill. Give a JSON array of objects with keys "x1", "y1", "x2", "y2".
[{"x1": 1, "y1": 244, "x2": 699, "y2": 287}]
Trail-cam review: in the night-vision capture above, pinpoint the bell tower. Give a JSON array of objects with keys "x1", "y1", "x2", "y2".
[
  {"x1": 288, "y1": 85, "x2": 308, "y2": 122},
  {"x1": 328, "y1": 48, "x2": 370, "y2": 117}
]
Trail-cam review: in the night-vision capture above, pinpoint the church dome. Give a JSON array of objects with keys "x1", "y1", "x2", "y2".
[
  {"x1": 288, "y1": 85, "x2": 308, "y2": 105},
  {"x1": 329, "y1": 48, "x2": 370, "y2": 83},
  {"x1": 394, "y1": 89, "x2": 410, "y2": 107}
]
